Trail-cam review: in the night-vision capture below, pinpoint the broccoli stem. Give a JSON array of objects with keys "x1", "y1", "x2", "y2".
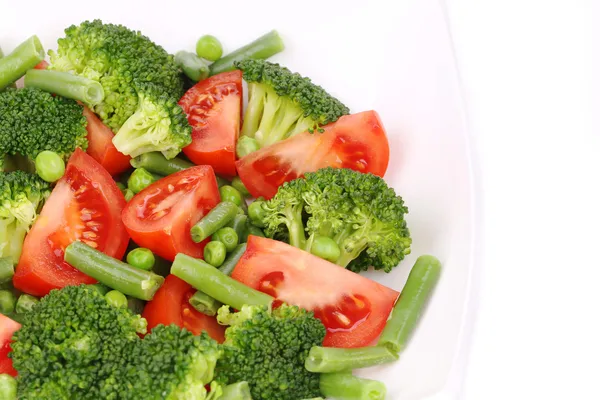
[
  {"x1": 378, "y1": 255, "x2": 441, "y2": 354},
  {"x1": 305, "y1": 345, "x2": 398, "y2": 373},
  {"x1": 220, "y1": 381, "x2": 252, "y2": 400},
  {"x1": 64, "y1": 241, "x2": 165, "y2": 301},
  {"x1": 24, "y1": 69, "x2": 105, "y2": 105},
  {"x1": 0, "y1": 257, "x2": 14, "y2": 285},
  {"x1": 189, "y1": 290, "x2": 222, "y2": 316},
  {"x1": 175, "y1": 51, "x2": 210, "y2": 82},
  {"x1": 0, "y1": 36, "x2": 45, "y2": 90},
  {"x1": 240, "y1": 83, "x2": 266, "y2": 139},
  {"x1": 319, "y1": 372, "x2": 387, "y2": 400},
  {"x1": 130, "y1": 152, "x2": 194, "y2": 175},
  {"x1": 209, "y1": 30, "x2": 284, "y2": 76},
  {"x1": 333, "y1": 228, "x2": 368, "y2": 268},
  {"x1": 218, "y1": 243, "x2": 247, "y2": 276},
  {"x1": 190, "y1": 201, "x2": 240, "y2": 243},
  {"x1": 171, "y1": 253, "x2": 273, "y2": 310}
]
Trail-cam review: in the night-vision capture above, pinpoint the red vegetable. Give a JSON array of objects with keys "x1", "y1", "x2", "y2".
[{"x1": 0, "y1": 314, "x2": 21, "y2": 376}]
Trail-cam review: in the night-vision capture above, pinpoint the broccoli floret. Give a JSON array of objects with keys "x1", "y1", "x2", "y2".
[
  {"x1": 0, "y1": 171, "x2": 50, "y2": 264},
  {"x1": 215, "y1": 304, "x2": 326, "y2": 400},
  {"x1": 235, "y1": 59, "x2": 349, "y2": 149},
  {"x1": 255, "y1": 167, "x2": 412, "y2": 272},
  {"x1": 49, "y1": 20, "x2": 191, "y2": 159},
  {"x1": 0, "y1": 87, "x2": 88, "y2": 167}
]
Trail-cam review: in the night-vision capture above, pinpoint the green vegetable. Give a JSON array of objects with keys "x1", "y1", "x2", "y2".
[
  {"x1": 116, "y1": 182, "x2": 127, "y2": 194},
  {"x1": 0, "y1": 35, "x2": 45, "y2": 90},
  {"x1": 247, "y1": 201, "x2": 266, "y2": 227},
  {"x1": 191, "y1": 201, "x2": 239, "y2": 243},
  {"x1": 0, "y1": 289, "x2": 16, "y2": 314},
  {"x1": 88, "y1": 283, "x2": 110, "y2": 295},
  {"x1": 128, "y1": 167, "x2": 156, "y2": 194},
  {"x1": 308, "y1": 235, "x2": 341, "y2": 263},
  {"x1": 305, "y1": 345, "x2": 397, "y2": 373},
  {"x1": 0, "y1": 257, "x2": 14, "y2": 284},
  {"x1": 175, "y1": 51, "x2": 210, "y2": 82},
  {"x1": 15, "y1": 294, "x2": 39, "y2": 314},
  {"x1": 127, "y1": 296, "x2": 146, "y2": 315},
  {"x1": 34, "y1": 150, "x2": 66, "y2": 182},
  {"x1": 196, "y1": 35, "x2": 223, "y2": 62},
  {"x1": 49, "y1": 20, "x2": 191, "y2": 159},
  {"x1": 171, "y1": 253, "x2": 272, "y2": 310},
  {"x1": 212, "y1": 227, "x2": 239, "y2": 252},
  {"x1": 64, "y1": 241, "x2": 165, "y2": 301},
  {"x1": 257, "y1": 167, "x2": 412, "y2": 272},
  {"x1": 236, "y1": 136, "x2": 260, "y2": 158},
  {"x1": 0, "y1": 374, "x2": 17, "y2": 400},
  {"x1": 126, "y1": 247, "x2": 156, "y2": 271},
  {"x1": 24, "y1": 69, "x2": 105, "y2": 105},
  {"x1": 216, "y1": 175, "x2": 230, "y2": 188},
  {"x1": 235, "y1": 59, "x2": 349, "y2": 149},
  {"x1": 226, "y1": 215, "x2": 249, "y2": 243},
  {"x1": 215, "y1": 304, "x2": 326, "y2": 400},
  {"x1": 246, "y1": 225, "x2": 265, "y2": 238},
  {"x1": 378, "y1": 255, "x2": 442, "y2": 354},
  {"x1": 105, "y1": 290, "x2": 128, "y2": 308},
  {"x1": 210, "y1": 30, "x2": 284, "y2": 76},
  {"x1": 219, "y1": 185, "x2": 243, "y2": 206},
  {"x1": 130, "y1": 151, "x2": 194, "y2": 175},
  {"x1": 231, "y1": 177, "x2": 250, "y2": 197},
  {"x1": 189, "y1": 290, "x2": 223, "y2": 316},
  {"x1": 319, "y1": 372, "x2": 386, "y2": 400},
  {"x1": 220, "y1": 381, "x2": 252, "y2": 400},
  {"x1": 218, "y1": 243, "x2": 247, "y2": 276},
  {"x1": 204, "y1": 241, "x2": 227, "y2": 267},
  {"x1": 0, "y1": 47, "x2": 16, "y2": 91},
  {"x1": 124, "y1": 188, "x2": 135, "y2": 201}
]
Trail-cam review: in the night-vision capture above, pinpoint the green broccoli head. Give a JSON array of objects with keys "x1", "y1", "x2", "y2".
[
  {"x1": 0, "y1": 87, "x2": 88, "y2": 164},
  {"x1": 0, "y1": 171, "x2": 51, "y2": 264},
  {"x1": 235, "y1": 59, "x2": 349, "y2": 149},
  {"x1": 215, "y1": 304, "x2": 326, "y2": 400}
]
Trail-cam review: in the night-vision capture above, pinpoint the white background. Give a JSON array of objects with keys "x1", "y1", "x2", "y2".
[{"x1": 445, "y1": 1, "x2": 600, "y2": 399}]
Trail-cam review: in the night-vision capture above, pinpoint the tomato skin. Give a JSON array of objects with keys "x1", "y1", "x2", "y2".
[
  {"x1": 231, "y1": 236, "x2": 399, "y2": 348},
  {"x1": 236, "y1": 110, "x2": 390, "y2": 199},
  {"x1": 179, "y1": 71, "x2": 243, "y2": 178},
  {"x1": 82, "y1": 106, "x2": 132, "y2": 176},
  {"x1": 13, "y1": 149, "x2": 129, "y2": 297},
  {"x1": 142, "y1": 275, "x2": 225, "y2": 343},
  {"x1": 34, "y1": 60, "x2": 49, "y2": 70},
  {"x1": 122, "y1": 165, "x2": 221, "y2": 262},
  {"x1": 0, "y1": 314, "x2": 21, "y2": 376}
]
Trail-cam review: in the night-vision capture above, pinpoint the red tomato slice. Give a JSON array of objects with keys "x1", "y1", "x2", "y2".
[
  {"x1": 231, "y1": 236, "x2": 399, "y2": 348},
  {"x1": 13, "y1": 149, "x2": 129, "y2": 297},
  {"x1": 236, "y1": 110, "x2": 390, "y2": 199},
  {"x1": 34, "y1": 60, "x2": 49, "y2": 70},
  {"x1": 0, "y1": 314, "x2": 21, "y2": 376},
  {"x1": 179, "y1": 71, "x2": 243, "y2": 178},
  {"x1": 142, "y1": 275, "x2": 225, "y2": 343},
  {"x1": 82, "y1": 106, "x2": 132, "y2": 176},
  {"x1": 122, "y1": 165, "x2": 220, "y2": 262}
]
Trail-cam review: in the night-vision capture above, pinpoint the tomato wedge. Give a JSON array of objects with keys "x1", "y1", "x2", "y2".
[
  {"x1": 235, "y1": 110, "x2": 390, "y2": 199},
  {"x1": 0, "y1": 314, "x2": 21, "y2": 376},
  {"x1": 13, "y1": 149, "x2": 129, "y2": 297},
  {"x1": 82, "y1": 106, "x2": 132, "y2": 176},
  {"x1": 231, "y1": 236, "x2": 399, "y2": 348},
  {"x1": 122, "y1": 165, "x2": 220, "y2": 262},
  {"x1": 179, "y1": 71, "x2": 243, "y2": 178},
  {"x1": 142, "y1": 275, "x2": 225, "y2": 343}
]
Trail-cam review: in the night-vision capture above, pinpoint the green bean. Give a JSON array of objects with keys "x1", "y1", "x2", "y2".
[
  {"x1": 0, "y1": 374, "x2": 17, "y2": 400},
  {"x1": 189, "y1": 290, "x2": 222, "y2": 316},
  {"x1": 130, "y1": 152, "x2": 194, "y2": 175},
  {"x1": 204, "y1": 241, "x2": 226, "y2": 267},
  {"x1": 171, "y1": 253, "x2": 272, "y2": 310},
  {"x1": 0, "y1": 47, "x2": 16, "y2": 90},
  {"x1": 218, "y1": 243, "x2": 247, "y2": 276},
  {"x1": 190, "y1": 201, "x2": 239, "y2": 243},
  {"x1": 88, "y1": 283, "x2": 110, "y2": 296},
  {"x1": 127, "y1": 296, "x2": 146, "y2": 315},
  {"x1": 319, "y1": 372, "x2": 386, "y2": 400},
  {"x1": 236, "y1": 136, "x2": 260, "y2": 158},
  {"x1": 0, "y1": 257, "x2": 14, "y2": 285},
  {"x1": 226, "y1": 215, "x2": 249, "y2": 243},
  {"x1": 309, "y1": 235, "x2": 341, "y2": 263},
  {"x1": 34, "y1": 150, "x2": 65, "y2": 182},
  {"x1": 128, "y1": 168, "x2": 156, "y2": 194},
  {"x1": 247, "y1": 224, "x2": 266, "y2": 238},
  {"x1": 209, "y1": 30, "x2": 284, "y2": 76},
  {"x1": 64, "y1": 241, "x2": 165, "y2": 301},
  {"x1": 220, "y1": 381, "x2": 252, "y2": 400},
  {"x1": 126, "y1": 248, "x2": 156, "y2": 271},
  {"x1": 196, "y1": 35, "x2": 223, "y2": 62},
  {"x1": 175, "y1": 51, "x2": 210, "y2": 82},
  {"x1": 24, "y1": 69, "x2": 104, "y2": 105},
  {"x1": 219, "y1": 185, "x2": 243, "y2": 206},
  {"x1": 247, "y1": 200, "x2": 266, "y2": 227},
  {"x1": 305, "y1": 345, "x2": 398, "y2": 373},
  {"x1": 15, "y1": 294, "x2": 39, "y2": 314},
  {"x1": 0, "y1": 290, "x2": 16, "y2": 314},
  {"x1": 231, "y1": 176, "x2": 250, "y2": 197},
  {"x1": 378, "y1": 255, "x2": 442, "y2": 354},
  {"x1": 212, "y1": 227, "x2": 239, "y2": 252},
  {"x1": 105, "y1": 290, "x2": 128, "y2": 308},
  {"x1": 0, "y1": 36, "x2": 45, "y2": 90}
]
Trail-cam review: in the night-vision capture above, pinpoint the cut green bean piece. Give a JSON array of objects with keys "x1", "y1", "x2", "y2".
[
  {"x1": 64, "y1": 241, "x2": 165, "y2": 301},
  {"x1": 190, "y1": 201, "x2": 239, "y2": 243},
  {"x1": 220, "y1": 381, "x2": 252, "y2": 400},
  {"x1": 0, "y1": 36, "x2": 45, "y2": 90},
  {"x1": 15, "y1": 294, "x2": 39, "y2": 314},
  {"x1": 378, "y1": 255, "x2": 442, "y2": 354},
  {"x1": 24, "y1": 69, "x2": 105, "y2": 104},
  {"x1": 231, "y1": 176, "x2": 250, "y2": 197},
  {"x1": 0, "y1": 290, "x2": 16, "y2": 314},
  {"x1": 172, "y1": 253, "x2": 272, "y2": 310},
  {"x1": 209, "y1": 30, "x2": 284, "y2": 76},
  {"x1": 320, "y1": 372, "x2": 387, "y2": 400},
  {"x1": 227, "y1": 215, "x2": 249, "y2": 243},
  {"x1": 175, "y1": 51, "x2": 210, "y2": 82},
  {"x1": 218, "y1": 243, "x2": 247, "y2": 276},
  {"x1": 189, "y1": 290, "x2": 223, "y2": 316},
  {"x1": 130, "y1": 152, "x2": 194, "y2": 175},
  {"x1": 305, "y1": 345, "x2": 398, "y2": 373},
  {"x1": 0, "y1": 257, "x2": 14, "y2": 284}
]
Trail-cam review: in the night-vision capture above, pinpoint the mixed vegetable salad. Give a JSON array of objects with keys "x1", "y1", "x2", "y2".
[{"x1": 0, "y1": 20, "x2": 442, "y2": 400}]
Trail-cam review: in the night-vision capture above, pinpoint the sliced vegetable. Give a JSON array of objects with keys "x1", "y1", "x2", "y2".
[
  {"x1": 189, "y1": 290, "x2": 222, "y2": 316},
  {"x1": 319, "y1": 372, "x2": 386, "y2": 400},
  {"x1": 24, "y1": 69, "x2": 104, "y2": 104},
  {"x1": 0, "y1": 36, "x2": 45, "y2": 90},
  {"x1": 190, "y1": 201, "x2": 239, "y2": 243},
  {"x1": 0, "y1": 314, "x2": 20, "y2": 376},
  {"x1": 305, "y1": 345, "x2": 398, "y2": 373},
  {"x1": 130, "y1": 152, "x2": 193, "y2": 176},
  {"x1": 175, "y1": 51, "x2": 209, "y2": 82},
  {"x1": 218, "y1": 243, "x2": 247, "y2": 276}
]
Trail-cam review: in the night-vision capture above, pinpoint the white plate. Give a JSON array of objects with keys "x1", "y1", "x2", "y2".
[{"x1": 0, "y1": 0, "x2": 481, "y2": 398}]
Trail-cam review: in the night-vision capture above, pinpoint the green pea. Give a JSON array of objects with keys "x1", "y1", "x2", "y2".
[
  {"x1": 212, "y1": 227, "x2": 239, "y2": 252},
  {"x1": 35, "y1": 150, "x2": 65, "y2": 182},
  {"x1": 196, "y1": 35, "x2": 223, "y2": 62},
  {"x1": 15, "y1": 294, "x2": 39, "y2": 314},
  {"x1": 219, "y1": 185, "x2": 243, "y2": 206},
  {"x1": 310, "y1": 236, "x2": 341, "y2": 262},
  {"x1": 128, "y1": 168, "x2": 156, "y2": 194},
  {"x1": 127, "y1": 248, "x2": 156, "y2": 271},
  {"x1": 231, "y1": 176, "x2": 250, "y2": 197},
  {"x1": 204, "y1": 241, "x2": 226, "y2": 267},
  {"x1": 105, "y1": 290, "x2": 128, "y2": 308},
  {"x1": 0, "y1": 290, "x2": 16, "y2": 314},
  {"x1": 236, "y1": 136, "x2": 260, "y2": 158},
  {"x1": 248, "y1": 200, "x2": 266, "y2": 227},
  {"x1": 0, "y1": 374, "x2": 17, "y2": 400}
]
